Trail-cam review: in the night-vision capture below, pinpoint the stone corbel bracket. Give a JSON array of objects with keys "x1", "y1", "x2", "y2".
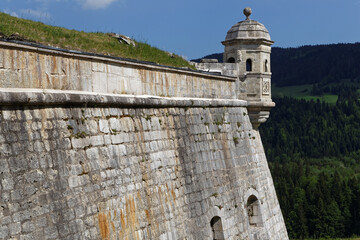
[{"x1": 247, "y1": 101, "x2": 275, "y2": 129}]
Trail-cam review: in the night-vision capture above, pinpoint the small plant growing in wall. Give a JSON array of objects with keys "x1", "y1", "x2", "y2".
[
  {"x1": 214, "y1": 120, "x2": 223, "y2": 126},
  {"x1": 111, "y1": 129, "x2": 118, "y2": 135},
  {"x1": 74, "y1": 131, "x2": 88, "y2": 139},
  {"x1": 233, "y1": 137, "x2": 239, "y2": 145},
  {"x1": 211, "y1": 193, "x2": 219, "y2": 198},
  {"x1": 83, "y1": 144, "x2": 93, "y2": 151}
]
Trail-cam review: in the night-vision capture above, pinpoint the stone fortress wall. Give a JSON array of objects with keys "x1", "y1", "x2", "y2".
[{"x1": 0, "y1": 8, "x2": 288, "y2": 240}]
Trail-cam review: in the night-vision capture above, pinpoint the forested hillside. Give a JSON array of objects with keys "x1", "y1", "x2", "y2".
[{"x1": 259, "y1": 93, "x2": 360, "y2": 238}]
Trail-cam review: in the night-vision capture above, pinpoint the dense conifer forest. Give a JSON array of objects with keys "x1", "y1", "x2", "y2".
[
  {"x1": 271, "y1": 43, "x2": 360, "y2": 87},
  {"x1": 259, "y1": 94, "x2": 360, "y2": 238}
]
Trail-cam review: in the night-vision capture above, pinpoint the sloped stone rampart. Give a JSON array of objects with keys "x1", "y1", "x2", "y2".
[{"x1": 0, "y1": 100, "x2": 287, "y2": 239}]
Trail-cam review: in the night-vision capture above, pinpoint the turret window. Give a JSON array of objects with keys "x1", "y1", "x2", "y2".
[
  {"x1": 264, "y1": 59, "x2": 269, "y2": 72},
  {"x1": 246, "y1": 59, "x2": 252, "y2": 72},
  {"x1": 227, "y1": 57, "x2": 235, "y2": 63}
]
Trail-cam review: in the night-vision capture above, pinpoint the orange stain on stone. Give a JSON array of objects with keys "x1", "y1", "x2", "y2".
[
  {"x1": 98, "y1": 212, "x2": 110, "y2": 240},
  {"x1": 120, "y1": 209, "x2": 126, "y2": 229},
  {"x1": 171, "y1": 189, "x2": 176, "y2": 202},
  {"x1": 144, "y1": 209, "x2": 151, "y2": 222},
  {"x1": 126, "y1": 196, "x2": 138, "y2": 229},
  {"x1": 119, "y1": 209, "x2": 126, "y2": 239}
]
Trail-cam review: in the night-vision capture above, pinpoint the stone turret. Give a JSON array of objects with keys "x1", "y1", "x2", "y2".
[
  {"x1": 195, "y1": 8, "x2": 275, "y2": 128},
  {"x1": 223, "y1": 8, "x2": 275, "y2": 128}
]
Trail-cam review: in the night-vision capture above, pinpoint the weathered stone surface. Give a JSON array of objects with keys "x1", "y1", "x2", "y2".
[{"x1": 0, "y1": 105, "x2": 287, "y2": 239}]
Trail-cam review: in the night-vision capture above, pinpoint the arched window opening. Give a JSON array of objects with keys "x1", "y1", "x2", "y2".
[
  {"x1": 264, "y1": 59, "x2": 269, "y2": 72},
  {"x1": 210, "y1": 216, "x2": 225, "y2": 240},
  {"x1": 247, "y1": 195, "x2": 263, "y2": 227},
  {"x1": 227, "y1": 57, "x2": 235, "y2": 63},
  {"x1": 246, "y1": 59, "x2": 252, "y2": 72}
]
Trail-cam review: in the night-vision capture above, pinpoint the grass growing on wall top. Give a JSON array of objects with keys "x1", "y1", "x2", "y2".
[{"x1": 0, "y1": 12, "x2": 194, "y2": 69}]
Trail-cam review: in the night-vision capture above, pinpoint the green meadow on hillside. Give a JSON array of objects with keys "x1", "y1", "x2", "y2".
[{"x1": 272, "y1": 84, "x2": 338, "y2": 104}]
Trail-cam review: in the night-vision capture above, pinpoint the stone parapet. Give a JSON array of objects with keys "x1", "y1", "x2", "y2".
[{"x1": 0, "y1": 40, "x2": 236, "y2": 99}]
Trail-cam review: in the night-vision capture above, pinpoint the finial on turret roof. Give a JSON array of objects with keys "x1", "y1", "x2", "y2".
[{"x1": 243, "y1": 7, "x2": 252, "y2": 20}]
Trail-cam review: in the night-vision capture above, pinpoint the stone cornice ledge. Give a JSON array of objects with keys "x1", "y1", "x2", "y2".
[
  {"x1": 247, "y1": 101, "x2": 275, "y2": 108},
  {"x1": 0, "y1": 88, "x2": 248, "y2": 108},
  {"x1": 247, "y1": 100, "x2": 276, "y2": 129}
]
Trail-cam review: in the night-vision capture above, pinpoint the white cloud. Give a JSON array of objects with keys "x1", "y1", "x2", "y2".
[
  {"x1": 20, "y1": 8, "x2": 52, "y2": 21},
  {"x1": 3, "y1": 9, "x2": 19, "y2": 17},
  {"x1": 81, "y1": 0, "x2": 118, "y2": 10}
]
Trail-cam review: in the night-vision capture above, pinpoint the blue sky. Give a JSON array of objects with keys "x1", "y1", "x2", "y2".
[{"x1": 1, "y1": 0, "x2": 360, "y2": 60}]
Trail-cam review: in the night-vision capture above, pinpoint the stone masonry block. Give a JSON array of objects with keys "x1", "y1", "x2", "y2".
[
  {"x1": 0, "y1": 226, "x2": 9, "y2": 239},
  {"x1": 99, "y1": 119, "x2": 109, "y2": 133},
  {"x1": 71, "y1": 137, "x2": 91, "y2": 149},
  {"x1": 89, "y1": 135, "x2": 104, "y2": 146},
  {"x1": 9, "y1": 222, "x2": 21, "y2": 235}
]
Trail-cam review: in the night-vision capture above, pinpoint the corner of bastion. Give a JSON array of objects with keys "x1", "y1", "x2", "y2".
[{"x1": 0, "y1": 8, "x2": 288, "y2": 240}]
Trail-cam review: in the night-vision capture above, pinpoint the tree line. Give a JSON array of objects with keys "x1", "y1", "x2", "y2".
[{"x1": 259, "y1": 92, "x2": 360, "y2": 238}]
